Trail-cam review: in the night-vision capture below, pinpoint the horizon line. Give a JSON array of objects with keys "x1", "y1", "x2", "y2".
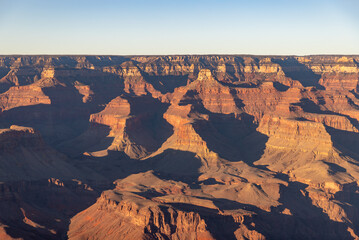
[{"x1": 1, "y1": 53, "x2": 359, "y2": 57}]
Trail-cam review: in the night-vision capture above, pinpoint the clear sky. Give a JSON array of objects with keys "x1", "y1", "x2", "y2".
[{"x1": 0, "y1": 0, "x2": 358, "y2": 55}]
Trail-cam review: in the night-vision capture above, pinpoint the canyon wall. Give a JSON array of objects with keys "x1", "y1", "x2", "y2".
[{"x1": 0, "y1": 55, "x2": 359, "y2": 239}]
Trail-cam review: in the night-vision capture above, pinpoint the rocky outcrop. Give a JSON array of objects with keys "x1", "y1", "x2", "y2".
[
  {"x1": 68, "y1": 171, "x2": 267, "y2": 240},
  {"x1": 0, "y1": 85, "x2": 51, "y2": 112},
  {"x1": 183, "y1": 69, "x2": 241, "y2": 114},
  {"x1": 68, "y1": 190, "x2": 215, "y2": 240},
  {"x1": 90, "y1": 96, "x2": 131, "y2": 132},
  {"x1": 85, "y1": 95, "x2": 172, "y2": 159},
  {"x1": 1, "y1": 55, "x2": 359, "y2": 239},
  {"x1": 257, "y1": 116, "x2": 333, "y2": 155},
  {"x1": 159, "y1": 104, "x2": 211, "y2": 155}
]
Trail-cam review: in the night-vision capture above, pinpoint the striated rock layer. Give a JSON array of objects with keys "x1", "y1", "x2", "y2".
[{"x1": 1, "y1": 55, "x2": 359, "y2": 239}]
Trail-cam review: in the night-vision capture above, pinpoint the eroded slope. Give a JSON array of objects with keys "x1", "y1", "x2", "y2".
[{"x1": 0, "y1": 55, "x2": 359, "y2": 239}]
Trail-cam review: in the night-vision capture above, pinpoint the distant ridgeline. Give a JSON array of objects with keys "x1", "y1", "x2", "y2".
[{"x1": 0, "y1": 55, "x2": 359, "y2": 239}]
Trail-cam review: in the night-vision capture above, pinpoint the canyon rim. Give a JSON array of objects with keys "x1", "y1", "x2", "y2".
[{"x1": 0, "y1": 55, "x2": 359, "y2": 239}]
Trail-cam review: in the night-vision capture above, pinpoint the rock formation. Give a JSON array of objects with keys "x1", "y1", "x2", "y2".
[{"x1": 0, "y1": 55, "x2": 359, "y2": 239}]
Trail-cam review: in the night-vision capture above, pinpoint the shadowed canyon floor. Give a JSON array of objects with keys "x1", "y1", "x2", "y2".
[{"x1": 1, "y1": 55, "x2": 359, "y2": 239}]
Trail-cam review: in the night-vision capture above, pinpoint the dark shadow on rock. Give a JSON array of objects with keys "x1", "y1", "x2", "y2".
[
  {"x1": 219, "y1": 81, "x2": 259, "y2": 88},
  {"x1": 168, "y1": 202, "x2": 219, "y2": 214},
  {"x1": 292, "y1": 98, "x2": 327, "y2": 113},
  {"x1": 60, "y1": 143, "x2": 356, "y2": 240},
  {"x1": 199, "y1": 178, "x2": 225, "y2": 185},
  {"x1": 125, "y1": 94, "x2": 169, "y2": 116},
  {"x1": 146, "y1": 149, "x2": 202, "y2": 184},
  {"x1": 136, "y1": 181, "x2": 356, "y2": 240},
  {"x1": 73, "y1": 149, "x2": 201, "y2": 186},
  {"x1": 182, "y1": 180, "x2": 357, "y2": 239},
  {"x1": 347, "y1": 95, "x2": 359, "y2": 109},
  {"x1": 350, "y1": 90, "x2": 359, "y2": 100},
  {"x1": 1, "y1": 179, "x2": 98, "y2": 240},
  {"x1": 252, "y1": 181, "x2": 354, "y2": 240},
  {"x1": 326, "y1": 127, "x2": 359, "y2": 161},
  {"x1": 167, "y1": 202, "x2": 239, "y2": 240},
  {"x1": 193, "y1": 118, "x2": 242, "y2": 162},
  {"x1": 57, "y1": 123, "x2": 113, "y2": 157},
  {"x1": 0, "y1": 82, "x2": 12, "y2": 94},
  {"x1": 230, "y1": 89, "x2": 245, "y2": 109},
  {"x1": 126, "y1": 114, "x2": 173, "y2": 154},
  {"x1": 324, "y1": 161, "x2": 347, "y2": 173},
  {"x1": 179, "y1": 92, "x2": 268, "y2": 164},
  {"x1": 194, "y1": 111, "x2": 268, "y2": 164},
  {"x1": 8, "y1": 66, "x2": 41, "y2": 86},
  {"x1": 334, "y1": 184, "x2": 359, "y2": 236},
  {"x1": 135, "y1": 189, "x2": 165, "y2": 199},
  {"x1": 215, "y1": 62, "x2": 243, "y2": 84},
  {"x1": 143, "y1": 74, "x2": 189, "y2": 94},
  {"x1": 354, "y1": 59, "x2": 359, "y2": 68},
  {"x1": 291, "y1": 97, "x2": 340, "y2": 117},
  {"x1": 0, "y1": 67, "x2": 12, "y2": 93},
  {"x1": 122, "y1": 95, "x2": 173, "y2": 153},
  {"x1": 4, "y1": 224, "x2": 53, "y2": 240},
  {"x1": 273, "y1": 81, "x2": 290, "y2": 91},
  {"x1": 293, "y1": 97, "x2": 359, "y2": 132},
  {"x1": 178, "y1": 89, "x2": 202, "y2": 106},
  {"x1": 54, "y1": 68, "x2": 125, "y2": 108},
  {"x1": 76, "y1": 150, "x2": 141, "y2": 183},
  {"x1": 197, "y1": 196, "x2": 260, "y2": 212},
  {"x1": 42, "y1": 84, "x2": 85, "y2": 106},
  {"x1": 0, "y1": 104, "x2": 90, "y2": 147},
  {"x1": 272, "y1": 58, "x2": 324, "y2": 89},
  {"x1": 0, "y1": 70, "x2": 126, "y2": 150},
  {"x1": 0, "y1": 67, "x2": 9, "y2": 79}
]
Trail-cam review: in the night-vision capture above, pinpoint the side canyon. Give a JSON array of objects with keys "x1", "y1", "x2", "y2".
[{"x1": 0, "y1": 55, "x2": 359, "y2": 239}]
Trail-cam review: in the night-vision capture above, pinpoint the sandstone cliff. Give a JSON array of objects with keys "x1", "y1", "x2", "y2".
[{"x1": 0, "y1": 55, "x2": 358, "y2": 239}]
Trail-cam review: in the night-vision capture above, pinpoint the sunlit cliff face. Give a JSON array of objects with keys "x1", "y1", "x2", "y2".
[{"x1": 1, "y1": 55, "x2": 359, "y2": 239}]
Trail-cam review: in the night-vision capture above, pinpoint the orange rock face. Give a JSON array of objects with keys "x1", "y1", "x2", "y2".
[
  {"x1": 0, "y1": 85, "x2": 51, "y2": 111},
  {"x1": 1, "y1": 55, "x2": 359, "y2": 239}
]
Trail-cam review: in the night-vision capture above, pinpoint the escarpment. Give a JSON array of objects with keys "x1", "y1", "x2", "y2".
[
  {"x1": 68, "y1": 189, "x2": 216, "y2": 240},
  {"x1": 68, "y1": 171, "x2": 268, "y2": 240},
  {"x1": 0, "y1": 85, "x2": 51, "y2": 111},
  {"x1": 1, "y1": 55, "x2": 359, "y2": 240}
]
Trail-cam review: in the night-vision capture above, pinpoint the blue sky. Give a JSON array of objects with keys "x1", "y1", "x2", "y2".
[{"x1": 0, "y1": 0, "x2": 358, "y2": 55}]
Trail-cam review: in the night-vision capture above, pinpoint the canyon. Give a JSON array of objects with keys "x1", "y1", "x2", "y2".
[{"x1": 0, "y1": 55, "x2": 359, "y2": 239}]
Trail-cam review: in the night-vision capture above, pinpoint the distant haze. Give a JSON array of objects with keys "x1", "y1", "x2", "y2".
[{"x1": 0, "y1": 0, "x2": 358, "y2": 55}]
